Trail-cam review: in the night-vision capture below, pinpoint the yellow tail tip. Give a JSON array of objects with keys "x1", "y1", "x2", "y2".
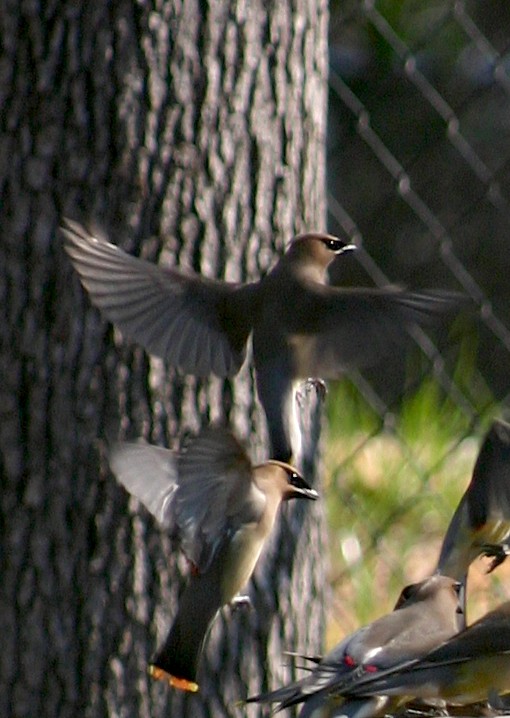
[{"x1": 148, "y1": 664, "x2": 199, "y2": 693}]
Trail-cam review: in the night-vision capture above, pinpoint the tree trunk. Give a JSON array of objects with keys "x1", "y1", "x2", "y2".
[{"x1": 0, "y1": 1, "x2": 329, "y2": 716}]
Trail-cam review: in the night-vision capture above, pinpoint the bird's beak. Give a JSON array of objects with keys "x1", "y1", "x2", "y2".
[
  {"x1": 339, "y1": 243, "x2": 357, "y2": 255},
  {"x1": 288, "y1": 475, "x2": 319, "y2": 501}
]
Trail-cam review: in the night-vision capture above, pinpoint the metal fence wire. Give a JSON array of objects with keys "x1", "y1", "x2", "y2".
[{"x1": 324, "y1": 0, "x2": 510, "y2": 657}]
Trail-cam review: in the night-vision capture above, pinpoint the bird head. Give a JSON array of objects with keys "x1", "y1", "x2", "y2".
[
  {"x1": 285, "y1": 233, "x2": 357, "y2": 281},
  {"x1": 264, "y1": 461, "x2": 319, "y2": 501},
  {"x1": 394, "y1": 575, "x2": 463, "y2": 615}
]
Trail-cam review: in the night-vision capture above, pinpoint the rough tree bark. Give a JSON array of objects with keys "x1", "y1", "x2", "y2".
[{"x1": 0, "y1": 1, "x2": 329, "y2": 716}]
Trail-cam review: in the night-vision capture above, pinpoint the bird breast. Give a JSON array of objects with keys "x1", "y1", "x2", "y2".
[
  {"x1": 432, "y1": 655, "x2": 510, "y2": 705},
  {"x1": 220, "y1": 522, "x2": 268, "y2": 602}
]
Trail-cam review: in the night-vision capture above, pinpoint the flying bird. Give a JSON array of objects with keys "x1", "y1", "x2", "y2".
[
  {"x1": 108, "y1": 425, "x2": 318, "y2": 692},
  {"x1": 344, "y1": 600, "x2": 510, "y2": 708},
  {"x1": 62, "y1": 218, "x2": 463, "y2": 462},
  {"x1": 245, "y1": 575, "x2": 462, "y2": 714},
  {"x1": 436, "y1": 418, "x2": 510, "y2": 625}
]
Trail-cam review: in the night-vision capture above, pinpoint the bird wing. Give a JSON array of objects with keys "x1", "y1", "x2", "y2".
[
  {"x1": 291, "y1": 603, "x2": 453, "y2": 702},
  {"x1": 437, "y1": 420, "x2": 510, "y2": 581},
  {"x1": 465, "y1": 421, "x2": 510, "y2": 532},
  {"x1": 175, "y1": 426, "x2": 265, "y2": 572},
  {"x1": 345, "y1": 604, "x2": 510, "y2": 698},
  {"x1": 108, "y1": 428, "x2": 265, "y2": 572},
  {"x1": 247, "y1": 576, "x2": 462, "y2": 710},
  {"x1": 108, "y1": 442, "x2": 179, "y2": 527},
  {"x1": 283, "y1": 285, "x2": 464, "y2": 377},
  {"x1": 61, "y1": 218, "x2": 256, "y2": 377},
  {"x1": 245, "y1": 634, "x2": 361, "y2": 711}
]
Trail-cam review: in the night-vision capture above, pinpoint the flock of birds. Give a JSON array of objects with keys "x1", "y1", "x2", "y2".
[{"x1": 62, "y1": 218, "x2": 510, "y2": 716}]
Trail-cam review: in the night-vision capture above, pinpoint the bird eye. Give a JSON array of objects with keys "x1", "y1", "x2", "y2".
[
  {"x1": 395, "y1": 583, "x2": 416, "y2": 607},
  {"x1": 288, "y1": 471, "x2": 309, "y2": 490},
  {"x1": 323, "y1": 238, "x2": 346, "y2": 252}
]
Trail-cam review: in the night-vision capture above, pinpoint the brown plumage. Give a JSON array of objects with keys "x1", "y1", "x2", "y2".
[
  {"x1": 345, "y1": 601, "x2": 510, "y2": 707},
  {"x1": 245, "y1": 575, "x2": 462, "y2": 714},
  {"x1": 108, "y1": 425, "x2": 317, "y2": 691},
  {"x1": 62, "y1": 218, "x2": 464, "y2": 462}
]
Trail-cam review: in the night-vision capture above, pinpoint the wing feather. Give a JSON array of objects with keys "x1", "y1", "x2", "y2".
[
  {"x1": 108, "y1": 427, "x2": 265, "y2": 574},
  {"x1": 62, "y1": 219, "x2": 255, "y2": 377},
  {"x1": 284, "y1": 285, "x2": 464, "y2": 377}
]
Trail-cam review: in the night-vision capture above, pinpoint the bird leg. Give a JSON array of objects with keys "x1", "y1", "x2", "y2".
[{"x1": 229, "y1": 595, "x2": 253, "y2": 612}]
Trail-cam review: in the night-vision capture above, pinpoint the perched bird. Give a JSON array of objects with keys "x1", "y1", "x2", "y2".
[
  {"x1": 245, "y1": 575, "x2": 462, "y2": 714},
  {"x1": 291, "y1": 420, "x2": 510, "y2": 716},
  {"x1": 436, "y1": 419, "x2": 510, "y2": 626},
  {"x1": 108, "y1": 425, "x2": 318, "y2": 692},
  {"x1": 344, "y1": 600, "x2": 510, "y2": 708},
  {"x1": 62, "y1": 218, "x2": 463, "y2": 462}
]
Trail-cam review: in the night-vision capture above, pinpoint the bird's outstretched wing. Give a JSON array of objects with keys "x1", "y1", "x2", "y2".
[
  {"x1": 62, "y1": 218, "x2": 256, "y2": 377},
  {"x1": 109, "y1": 442, "x2": 179, "y2": 526},
  {"x1": 109, "y1": 427, "x2": 263, "y2": 573},
  {"x1": 284, "y1": 285, "x2": 465, "y2": 377}
]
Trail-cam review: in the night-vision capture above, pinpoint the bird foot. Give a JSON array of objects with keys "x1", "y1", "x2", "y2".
[
  {"x1": 230, "y1": 595, "x2": 253, "y2": 612},
  {"x1": 302, "y1": 378, "x2": 328, "y2": 403},
  {"x1": 481, "y1": 543, "x2": 510, "y2": 573}
]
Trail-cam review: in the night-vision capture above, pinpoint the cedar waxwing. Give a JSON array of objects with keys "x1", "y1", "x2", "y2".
[
  {"x1": 344, "y1": 600, "x2": 510, "y2": 707},
  {"x1": 62, "y1": 218, "x2": 463, "y2": 462},
  {"x1": 436, "y1": 419, "x2": 510, "y2": 625},
  {"x1": 245, "y1": 575, "x2": 462, "y2": 714},
  {"x1": 108, "y1": 425, "x2": 318, "y2": 692}
]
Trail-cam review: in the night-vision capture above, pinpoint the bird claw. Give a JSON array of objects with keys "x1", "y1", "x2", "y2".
[
  {"x1": 481, "y1": 543, "x2": 510, "y2": 573},
  {"x1": 230, "y1": 595, "x2": 253, "y2": 612},
  {"x1": 304, "y1": 378, "x2": 328, "y2": 402}
]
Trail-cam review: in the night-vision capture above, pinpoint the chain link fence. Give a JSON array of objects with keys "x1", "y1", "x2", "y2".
[{"x1": 324, "y1": 0, "x2": 510, "y2": 648}]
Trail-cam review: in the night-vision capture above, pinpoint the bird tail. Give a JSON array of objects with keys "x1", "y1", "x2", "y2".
[
  {"x1": 245, "y1": 681, "x2": 307, "y2": 712},
  {"x1": 149, "y1": 577, "x2": 220, "y2": 692}
]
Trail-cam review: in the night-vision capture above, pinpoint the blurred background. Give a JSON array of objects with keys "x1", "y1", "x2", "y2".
[{"x1": 324, "y1": 0, "x2": 510, "y2": 646}]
